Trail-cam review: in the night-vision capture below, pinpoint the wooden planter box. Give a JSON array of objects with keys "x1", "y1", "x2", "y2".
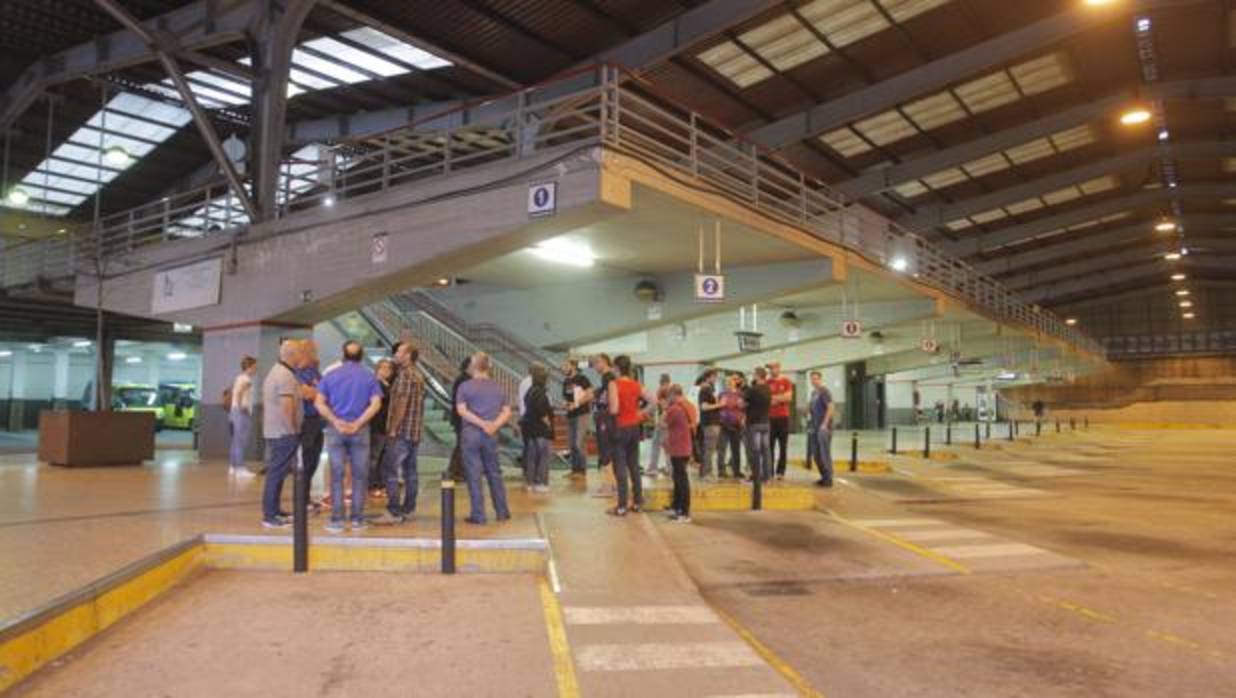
[{"x1": 38, "y1": 410, "x2": 156, "y2": 467}]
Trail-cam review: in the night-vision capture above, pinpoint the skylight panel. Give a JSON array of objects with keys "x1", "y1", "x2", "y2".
[
  {"x1": 291, "y1": 48, "x2": 372, "y2": 85},
  {"x1": 1003, "y1": 137, "x2": 1054, "y2": 165},
  {"x1": 853, "y1": 110, "x2": 916, "y2": 146},
  {"x1": 902, "y1": 91, "x2": 966, "y2": 130},
  {"x1": 1042, "y1": 185, "x2": 1083, "y2": 206},
  {"x1": 970, "y1": 208, "x2": 1008, "y2": 225},
  {"x1": 697, "y1": 40, "x2": 773, "y2": 88},
  {"x1": 739, "y1": 14, "x2": 827, "y2": 72},
  {"x1": 1004, "y1": 198, "x2": 1044, "y2": 216},
  {"x1": 1078, "y1": 175, "x2": 1117, "y2": 195},
  {"x1": 961, "y1": 153, "x2": 1010, "y2": 178},
  {"x1": 883, "y1": 0, "x2": 952, "y2": 22},
  {"x1": 816, "y1": 0, "x2": 889, "y2": 48},
  {"x1": 1009, "y1": 53, "x2": 1073, "y2": 96},
  {"x1": 893, "y1": 181, "x2": 929, "y2": 198},
  {"x1": 820, "y1": 127, "x2": 872, "y2": 157},
  {"x1": 946, "y1": 219, "x2": 973, "y2": 231},
  {"x1": 343, "y1": 26, "x2": 451, "y2": 70},
  {"x1": 955, "y1": 71, "x2": 1020, "y2": 113},
  {"x1": 921, "y1": 167, "x2": 967, "y2": 189},
  {"x1": 308, "y1": 37, "x2": 410, "y2": 77}
]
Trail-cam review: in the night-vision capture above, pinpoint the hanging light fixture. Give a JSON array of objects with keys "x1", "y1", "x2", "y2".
[
  {"x1": 5, "y1": 187, "x2": 30, "y2": 206},
  {"x1": 103, "y1": 145, "x2": 132, "y2": 168}
]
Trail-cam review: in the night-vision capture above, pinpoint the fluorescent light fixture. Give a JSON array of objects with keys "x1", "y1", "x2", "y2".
[
  {"x1": 1182, "y1": 312, "x2": 1195, "y2": 319},
  {"x1": 1164, "y1": 252, "x2": 1181, "y2": 260},
  {"x1": 103, "y1": 145, "x2": 132, "y2": 168},
  {"x1": 1065, "y1": 317, "x2": 1078, "y2": 326},
  {"x1": 1179, "y1": 301, "x2": 1193, "y2": 308},
  {"x1": 1175, "y1": 289, "x2": 1190, "y2": 296},
  {"x1": 0, "y1": 351, "x2": 12, "y2": 358},
  {"x1": 1084, "y1": 0, "x2": 1117, "y2": 5},
  {"x1": 1136, "y1": 17, "x2": 1151, "y2": 31},
  {"x1": 28, "y1": 344, "x2": 42, "y2": 352},
  {"x1": 72, "y1": 340, "x2": 92, "y2": 348},
  {"x1": 890, "y1": 255, "x2": 909, "y2": 272},
  {"x1": 1120, "y1": 108, "x2": 1152, "y2": 125},
  {"x1": 167, "y1": 352, "x2": 188, "y2": 361},
  {"x1": 528, "y1": 238, "x2": 595, "y2": 267},
  {"x1": 6, "y1": 187, "x2": 30, "y2": 206},
  {"x1": 323, "y1": 195, "x2": 335, "y2": 207},
  {"x1": 1171, "y1": 273, "x2": 1186, "y2": 281},
  {"x1": 173, "y1": 323, "x2": 194, "y2": 333},
  {"x1": 125, "y1": 356, "x2": 142, "y2": 364},
  {"x1": 433, "y1": 277, "x2": 451, "y2": 287},
  {"x1": 1154, "y1": 220, "x2": 1176, "y2": 232},
  {"x1": 1158, "y1": 129, "x2": 1170, "y2": 141},
  {"x1": 996, "y1": 371, "x2": 1019, "y2": 381}
]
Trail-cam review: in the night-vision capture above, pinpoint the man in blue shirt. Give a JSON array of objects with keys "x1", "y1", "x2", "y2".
[
  {"x1": 294, "y1": 340, "x2": 324, "y2": 512},
  {"x1": 807, "y1": 371, "x2": 836, "y2": 488},
  {"x1": 455, "y1": 352, "x2": 512, "y2": 524},
  {"x1": 315, "y1": 340, "x2": 383, "y2": 532}
]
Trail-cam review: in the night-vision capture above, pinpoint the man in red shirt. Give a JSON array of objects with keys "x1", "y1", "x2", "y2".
[{"x1": 767, "y1": 361, "x2": 794, "y2": 479}]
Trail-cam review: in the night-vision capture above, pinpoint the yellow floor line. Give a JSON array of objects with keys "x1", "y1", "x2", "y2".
[
  {"x1": 712, "y1": 604, "x2": 827, "y2": 698},
  {"x1": 537, "y1": 577, "x2": 581, "y2": 698},
  {"x1": 826, "y1": 509, "x2": 971, "y2": 575}
]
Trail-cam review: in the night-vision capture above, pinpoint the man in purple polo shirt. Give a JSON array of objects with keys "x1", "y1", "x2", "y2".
[{"x1": 314, "y1": 340, "x2": 383, "y2": 532}]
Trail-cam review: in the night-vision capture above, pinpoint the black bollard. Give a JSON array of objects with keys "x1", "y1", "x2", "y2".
[
  {"x1": 923, "y1": 427, "x2": 931, "y2": 459},
  {"x1": 946, "y1": 423, "x2": 952, "y2": 446},
  {"x1": 890, "y1": 427, "x2": 898, "y2": 455},
  {"x1": 850, "y1": 432, "x2": 858, "y2": 472},
  {"x1": 1036, "y1": 420, "x2": 1042, "y2": 437},
  {"x1": 985, "y1": 421, "x2": 991, "y2": 440},
  {"x1": 1007, "y1": 420, "x2": 1015, "y2": 441},
  {"x1": 974, "y1": 422, "x2": 981, "y2": 450},
  {"x1": 1070, "y1": 417, "x2": 1076, "y2": 432},
  {"x1": 752, "y1": 472, "x2": 763, "y2": 511},
  {"x1": 1084, "y1": 416, "x2": 1089, "y2": 431},
  {"x1": 1056, "y1": 418, "x2": 1061, "y2": 433},
  {"x1": 292, "y1": 461, "x2": 308, "y2": 573},
  {"x1": 441, "y1": 478, "x2": 456, "y2": 575}
]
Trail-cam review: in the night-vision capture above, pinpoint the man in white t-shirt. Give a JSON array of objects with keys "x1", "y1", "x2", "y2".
[{"x1": 229, "y1": 356, "x2": 258, "y2": 475}]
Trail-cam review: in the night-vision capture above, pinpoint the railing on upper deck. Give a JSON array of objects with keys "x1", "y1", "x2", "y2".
[{"x1": 0, "y1": 65, "x2": 1102, "y2": 357}]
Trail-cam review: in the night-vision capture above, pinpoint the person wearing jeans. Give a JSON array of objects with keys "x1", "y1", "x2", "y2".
[
  {"x1": 260, "y1": 341, "x2": 305, "y2": 527},
  {"x1": 314, "y1": 341, "x2": 383, "y2": 532},
  {"x1": 608, "y1": 355, "x2": 655, "y2": 516},
  {"x1": 767, "y1": 362, "x2": 794, "y2": 479},
  {"x1": 228, "y1": 356, "x2": 257, "y2": 473},
  {"x1": 456, "y1": 352, "x2": 513, "y2": 524},
  {"x1": 561, "y1": 360, "x2": 592, "y2": 476},
  {"x1": 294, "y1": 341, "x2": 324, "y2": 509},
  {"x1": 807, "y1": 371, "x2": 837, "y2": 488},
  {"x1": 380, "y1": 342, "x2": 426, "y2": 523},
  {"x1": 521, "y1": 365, "x2": 554, "y2": 493},
  {"x1": 696, "y1": 370, "x2": 722, "y2": 479},
  {"x1": 744, "y1": 367, "x2": 773, "y2": 483},
  {"x1": 662, "y1": 384, "x2": 693, "y2": 522},
  {"x1": 647, "y1": 374, "x2": 671, "y2": 476},
  {"x1": 717, "y1": 374, "x2": 745, "y2": 478}
]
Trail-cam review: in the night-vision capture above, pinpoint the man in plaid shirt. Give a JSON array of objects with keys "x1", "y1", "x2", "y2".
[{"x1": 379, "y1": 341, "x2": 425, "y2": 523}]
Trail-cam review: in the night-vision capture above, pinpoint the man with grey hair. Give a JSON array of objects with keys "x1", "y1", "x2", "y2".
[
  {"x1": 455, "y1": 352, "x2": 512, "y2": 524},
  {"x1": 261, "y1": 339, "x2": 305, "y2": 528}
]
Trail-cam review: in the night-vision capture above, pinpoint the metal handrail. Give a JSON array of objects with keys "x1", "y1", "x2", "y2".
[{"x1": 1, "y1": 64, "x2": 1102, "y2": 358}]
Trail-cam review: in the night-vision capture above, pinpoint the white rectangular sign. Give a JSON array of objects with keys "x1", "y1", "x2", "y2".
[
  {"x1": 151, "y1": 257, "x2": 222, "y2": 315},
  {"x1": 372, "y1": 232, "x2": 389, "y2": 264},
  {"x1": 694, "y1": 274, "x2": 725, "y2": 303},
  {"x1": 528, "y1": 182, "x2": 557, "y2": 217},
  {"x1": 840, "y1": 319, "x2": 863, "y2": 339}
]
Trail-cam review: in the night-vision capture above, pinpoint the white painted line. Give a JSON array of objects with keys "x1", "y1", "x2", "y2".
[
  {"x1": 564, "y1": 606, "x2": 719, "y2": 625},
  {"x1": 896, "y1": 528, "x2": 995, "y2": 543},
  {"x1": 708, "y1": 694, "x2": 798, "y2": 698},
  {"x1": 575, "y1": 641, "x2": 763, "y2": 672},
  {"x1": 931, "y1": 543, "x2": 1050, "y2": 559},
  {"x1": 850, "y1": 518, "x2": 945, "y2": 528}
]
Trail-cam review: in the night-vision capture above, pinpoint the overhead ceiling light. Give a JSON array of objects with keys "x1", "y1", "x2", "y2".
[
  {"x1": 1175, "y1": 289, "x2": 1190, "y2": 296},
  {"x1": 103, "y1": 145, "x2": 132, "y2": 168},
  {"x1": 72, "y1": 340, "x2": 92, "y2": 348},
  {"x1": 890, "y1": 255, "x2": 909, "y2": 272},
  {"x1": 1182, "y1": 312, "x2": 1195, "y2": 319},
  {"x1": 125, "y1": 356, "x2": 142, "y2": 364},
  {"x1": 528, "y1": 238, "x2": 595, "y2": 267},
  {"x1": 1171, "y1": 273, "x2": 1187, "y2": 281},
  {"x1": 1179, "y1": 301, "x2": 1193, "y2": 308},
  {"x1": 1065, "y1": 317, "x2": 1078, "y2": 326},
  {"x1": 433, "y1": 277, "x2": 451, "y2": 287},
  {"x1": 1136, "y1": 17, "x2": 1151, "y2": 31},
  {"x1": 1154, "y1": 220, "x2": 1177, "y2": 232},
  {"x1": 167, "y1": 352, "x2": 187, "y2": 361},
  {"x1": 323, "y1": 195, "x2": 335, "y2": 207},
  {"x1": 1164, "y1": 252, "x2": 1181, "y2": 260},
  {"x1": 0, "y1": 351, "x2": 12, "y2": 358},
  {"x1": 1158, "y1": 129, "x2": 1170, "y2": 141},
  {"x1": 1083, "y1": 0, "x2": 1118, "y2": 5},
  {"x1": 5, "y1": 187, "x2": 30, "y2": 206},
  {"x1": 1119, "y1": 108, "x2": 1152, "y2": 126}
]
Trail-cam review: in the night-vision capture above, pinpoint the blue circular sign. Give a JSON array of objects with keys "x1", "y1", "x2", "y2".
[{"x1": 702, "y1": 277, "x2": 719, "y2": 295}]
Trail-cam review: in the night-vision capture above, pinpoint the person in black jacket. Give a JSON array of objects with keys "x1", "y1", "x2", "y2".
[
  {"x1": 447, "y1": 356, "x2": 471, "y2": 482},
  {"x1": 521, "y1": 365, "x2": 554, "y2": 494}
]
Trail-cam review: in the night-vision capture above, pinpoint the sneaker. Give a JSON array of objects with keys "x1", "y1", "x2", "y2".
[
  {"x1": 815, "y1": 479, "x2": 833, "y2": 488},
  {"x1": 464, "y1": 516, "x2": 487, "y2": 525},
  {"x1": 606, "y1": 507, "x2": 628, "y2": 517},
  {"x1": 261, "y1": 518, "x2": 290, "y2": 529},
  {"x1": 350, "y1": 520, "x2": 368, "y2": 532},
  {"x1": 324, "y1": 521, "x2": 345, "y2": 534},
  {"x1": 497, "y1": 512, "x2": 512, "y2": 522},
  {"x1": 673, "y1": 515, "x2": 692, "y2": 524},
  {"x1": 375, "y1": 511, "x2": 403, "y2": 525},
  {"x1": 231, "y1": 467, "x2": 256, "y2": 479},
  {"x1": 666, "y1": 510, "x2": 681, "y2": 520},
  {"x1": 534, "y1": 485, "x2": 551, "y2": 494}
]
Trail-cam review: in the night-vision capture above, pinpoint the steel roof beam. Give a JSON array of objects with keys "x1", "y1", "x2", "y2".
[
  {"x1": 1024, "y1": 257, "x2": 1236, "y2": 304},
  {"x1": 1007, "y1": 237, "x2": 1236, "y2": 291},
  {"x1": 899, "y1": 141, "x2": 1236, "y2": 231},
  {"x1": 974, "y1": 214, "x2": 1236, "y2": 276},
  {"x1": 746, "y1": 0, "x2": 1206, "y2": 150},
  {"x1": 942, "y1": 183, "x2": 1236, "y2": 257},
  {"x1": 0, "y1": 0, "x2": 259, "y2": 132},
  {"x1": 591, "y1": 0, "x2": 783, "y2": 73}
]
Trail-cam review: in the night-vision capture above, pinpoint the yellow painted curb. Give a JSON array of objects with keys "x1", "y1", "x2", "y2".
[
  {"x1": 643, "y1": 483, "x2": 817, "y2": 511},
  {"x1": 791, "y1": 457, "x2": 891, "y2": 474},
  {"x1": 205, "y1": 541, "x2": 546, "y2": 573},
  {"x1": 0, "y1": 540, "x2": 206, "y2": 693}
]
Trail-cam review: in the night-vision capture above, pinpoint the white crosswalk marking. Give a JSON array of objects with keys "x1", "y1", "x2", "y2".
[
  {"x1": 851, "y1": 518, "x2": 946, "y2": 528},
  {"x1": 575, "y1": 642, "x2": 764, "y2": 672},
  {"x1": 896, "y1": 528, "x2": 995, "y2": 543},
  {"x1": 564, "y1": 605, "x2": 718, "y2": 625},
  {"x1": 932, "y1": 542, "x2": 1050, "y2": 559}
]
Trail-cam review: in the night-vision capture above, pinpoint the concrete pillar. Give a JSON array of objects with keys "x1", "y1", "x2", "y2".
[
  {"x1": 52, "y1": 349, "x2": 70, "y2": 400},
  {"x1": 145, "y1": 350, "x2": 162, "y2": 386},
  {"x1": 199, "y1": 323, "x2": 310, "y2": 459}
]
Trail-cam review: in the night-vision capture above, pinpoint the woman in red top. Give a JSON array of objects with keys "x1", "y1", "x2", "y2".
[
  {"x1": 663, "y1": 385, "x2": 694, "y2": 522},
  {"x1": 607, "y1": 355, "x2": 653, "y2": 516}
]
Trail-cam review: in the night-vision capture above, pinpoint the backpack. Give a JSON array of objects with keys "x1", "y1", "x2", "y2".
[{"x1": 221, "y1": 387, "x2": 233, "y2": 411}]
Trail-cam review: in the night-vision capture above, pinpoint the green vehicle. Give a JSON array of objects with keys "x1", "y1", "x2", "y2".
[
  {"x1": 158, "y1": 383, "x2": 198, "y2": 430},
  {"x1": 112, "y1": 384, "x2": 164, "y2": 430}
]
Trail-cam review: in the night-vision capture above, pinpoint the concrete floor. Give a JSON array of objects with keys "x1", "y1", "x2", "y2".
[{"x1": 4, "y1": 427, "x2": 1235, "y2": 696}]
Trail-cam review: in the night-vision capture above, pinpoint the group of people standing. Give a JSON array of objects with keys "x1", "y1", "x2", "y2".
[{"x1": 229, "y1": 338, "x2": 836, "y2": 531}]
